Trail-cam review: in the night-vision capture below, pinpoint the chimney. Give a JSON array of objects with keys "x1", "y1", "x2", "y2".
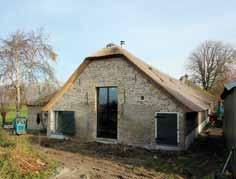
[{"x1": 120, "y1": 41, "x2": 125, "y2": 48}]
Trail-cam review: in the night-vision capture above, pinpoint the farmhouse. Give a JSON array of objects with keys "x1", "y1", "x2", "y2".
[{"x1": 28, "y1": 44, "x2": 215, "y2": 150}]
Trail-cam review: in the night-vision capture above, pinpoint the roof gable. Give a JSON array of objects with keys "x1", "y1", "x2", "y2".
[{"x1": 42, "y1": 45, "x2": 214, "y2": 112}]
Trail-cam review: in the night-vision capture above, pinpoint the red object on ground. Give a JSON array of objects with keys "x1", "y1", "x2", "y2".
[
  {"x1": 208, "y1": 113, "x2": 217, "y2": 124},
  {"x1": 1, "y1": 112, "x2": 6, "y2": 118}
]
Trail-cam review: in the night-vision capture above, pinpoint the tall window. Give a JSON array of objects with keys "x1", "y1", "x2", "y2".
[{"x1": 97, "y1": 87, "x2": 118, "y2": 139}]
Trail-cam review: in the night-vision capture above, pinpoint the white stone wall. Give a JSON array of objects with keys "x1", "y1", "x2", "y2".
[
  {"x1": 185, "y1": 111, "x2": 209, "y2": 149},
  {"x1": 52, "y1": 57, "x2": 189, "y2": 149},
  {"x1": 27, "y1": 106, "x2": 45, "y2": 130},
  {"x1": 47, "y1": 110, "x2": 55, "y2": 135}
]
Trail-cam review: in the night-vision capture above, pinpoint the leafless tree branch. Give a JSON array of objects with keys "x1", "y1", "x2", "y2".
[
  {"x1": 0, "y1": 29, "x2": 58, "y2": 115},
  {"x1": 186, "y1": 41, "x2": 236, "y2": 94}
]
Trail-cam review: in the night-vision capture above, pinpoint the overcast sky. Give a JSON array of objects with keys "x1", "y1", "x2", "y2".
[{"x1": 1, "y1": 0, "x2": 236, "y2": 82}]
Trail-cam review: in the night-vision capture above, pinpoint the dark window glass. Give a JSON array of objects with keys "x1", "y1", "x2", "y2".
[
  {"x1": 109, "y1": 87, "x2": 117, "y2": 105},
  {"x1": 99, "y1": 88, "x2": 108, "y2": 105},
  {"x1": 97, "y1": 87, "x2": 118, "y2": 139}
]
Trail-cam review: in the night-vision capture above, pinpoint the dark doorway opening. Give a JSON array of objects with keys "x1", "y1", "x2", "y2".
[
  {"x1": 155, "y1": 113, "x2": 178, "y2": 146},
  {"x1": 185, "y1": 112, "x2": 198, "y2": 135},
  {"x1": 97, "y1": 87, "x2": 118, "y2": 139},
  {"x1": 55, "y1": 111, "x2": 75, "y2": 136}
]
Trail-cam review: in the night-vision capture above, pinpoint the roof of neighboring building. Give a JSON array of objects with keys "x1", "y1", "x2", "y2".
[
  {"x1": 221, "y1": 81, "x2": 236, "y2": 99},
  {"x1": 42, "y1": 44, "x2": 215, "y2": 112},
  {"x1": 27, "y1": 92, "x2": 57, "y2": 107}
]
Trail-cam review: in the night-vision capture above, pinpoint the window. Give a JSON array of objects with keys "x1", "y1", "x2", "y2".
[
  {"x1": 141, "y1": 96, "x2": 144, "y2": 100},
  {"x1": 155, "y1": 112, "x2": 179, "y2": 146},
  {"x1": 97, "y1": 87, "x2": 118, "y2": 139}
]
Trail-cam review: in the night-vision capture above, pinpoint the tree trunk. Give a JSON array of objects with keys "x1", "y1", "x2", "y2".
[
  {"x1": 1, "y1": 112, "x2": 6, "y2": 127},
  {"x1": 16, "y1": 85, "x2": 20, "y2": 117},
  {"x1": 15, "y1": 45, "x2": 20, "y2": 117}
]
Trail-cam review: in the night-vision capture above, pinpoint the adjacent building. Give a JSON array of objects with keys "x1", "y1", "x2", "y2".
[{"x1": 221, "y1": 81, "x2": 236, "y2": 172}]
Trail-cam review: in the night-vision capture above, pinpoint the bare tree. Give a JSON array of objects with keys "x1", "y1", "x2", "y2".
[
  {"x1": 0, "y1": 29, "x2": 57, "y2": 116},
  {"x1": 0, "y1": 85, "x2": 15, "y2": 125},
  {"x1": 210, "y1": 66, "x2": 236, "y2": 97},
  {"x1": 187, "y1": 41, "x2": 236, "y2": 91},
  {"x1": 0, "y1": 86, "x2": 8, "y2": 125},
  {"x1": 22, "y1": 81, "x2": 59, "y2": 104}
]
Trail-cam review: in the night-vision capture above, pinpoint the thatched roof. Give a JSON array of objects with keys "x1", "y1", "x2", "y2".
[
  {"x1": 42, "y1": 44, "x2": 214, "y2": 112},
  {"x1": 27, "y1": 92, "x2": 57, "y2": 107}
]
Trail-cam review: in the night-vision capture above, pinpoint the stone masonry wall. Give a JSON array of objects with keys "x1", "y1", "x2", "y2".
[
  {"x1": 52, "y1": 57, "x2": 189, "y2": 149},
  {"x1": 27, "y1": 106, "x2": 44, "y2": 130}
]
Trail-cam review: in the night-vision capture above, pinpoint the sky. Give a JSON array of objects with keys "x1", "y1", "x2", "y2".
[{"x1": 1, "y1": 0, "x2": 236, "y2": 82}]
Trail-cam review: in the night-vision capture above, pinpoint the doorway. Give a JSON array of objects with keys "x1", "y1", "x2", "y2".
[
  {"x1": 97, "y1": 87, "x2": 118, "y2": 139},
  {"x1": 55, "y1": 111, "x2": 75, "y2": 136},
  {"x1": 155, "y1": 112, "x2": 178, "y2": 146}
]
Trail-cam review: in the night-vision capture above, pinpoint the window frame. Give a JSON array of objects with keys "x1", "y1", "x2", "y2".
[{"x1": 96, "y1": 86, "x2": 118, "y2": 139}]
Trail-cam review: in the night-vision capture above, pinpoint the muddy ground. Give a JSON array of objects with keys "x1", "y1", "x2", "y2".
[{"x1": 30, "y1": 126, "x2": 226, "y2": 179}]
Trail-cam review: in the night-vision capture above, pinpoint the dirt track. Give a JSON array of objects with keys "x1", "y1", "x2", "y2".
[
  {"x1": 46, "y1": 148, "x2": 171, "y2": 179},
  {"x1": 30, "y1": 126, "x2": 225, "y2": 179},
  {"x1": 38, "y1": 139, "x2": 184, "y2": 179}
]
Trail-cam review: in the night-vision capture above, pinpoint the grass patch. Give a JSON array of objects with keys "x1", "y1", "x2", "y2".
[
  {"x1": 0, "y1": 128, "x2": 57, "y2": 179},
  {"x1": 0, "y1": 105, "x2": 28, "y2": 123}
]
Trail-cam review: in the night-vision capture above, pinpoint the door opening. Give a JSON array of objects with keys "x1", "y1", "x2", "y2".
[
  {"x1": 55, "y1": 111, "x2": 75, "y2": 136},
  {"x1": 155, "y1": 112, "x2": 178, "y2": 146},
  {"x1": 97, "y1": 87, "x2": 118, "y2": 139}
]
